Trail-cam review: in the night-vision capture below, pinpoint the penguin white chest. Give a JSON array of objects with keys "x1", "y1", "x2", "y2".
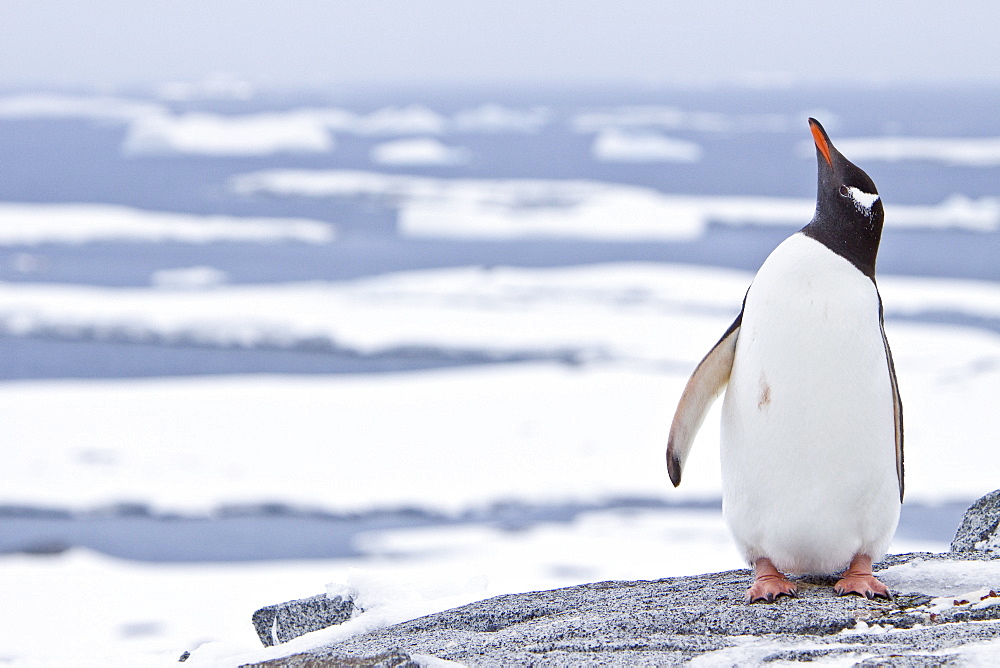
[{"x1": 720, "y1": 233, "x2": 899, "y2": 575}]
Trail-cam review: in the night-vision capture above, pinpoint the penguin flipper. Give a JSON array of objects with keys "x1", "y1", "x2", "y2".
[
  {"x1": 878, "y1": 295, "x2": 904, "y2": 502},
  {"x1": 666, "y1": 312, "x2": 741, "y2": 486}
]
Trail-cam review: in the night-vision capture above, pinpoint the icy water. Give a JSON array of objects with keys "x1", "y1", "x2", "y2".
[
  {"x1": 0, "y1": 500, "x2": 970, "y2": 562},
  {"x1": 0, "y1": 83, "x2": 996, "y2": 557},
  {"x1": 0, "y1": 85, "x2": 998, "y2": 380}
]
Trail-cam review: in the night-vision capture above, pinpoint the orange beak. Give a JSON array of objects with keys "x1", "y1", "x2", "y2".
[{"x1": 809, "y1": 118, "x2": 833, "y2": 166}]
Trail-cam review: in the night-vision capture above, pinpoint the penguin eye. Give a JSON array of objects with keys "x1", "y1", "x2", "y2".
[{"x1": 839, "y1": 185, "x2": 850, "y2": 197}]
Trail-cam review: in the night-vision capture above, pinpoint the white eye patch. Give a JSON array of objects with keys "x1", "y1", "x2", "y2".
[{"x1": 846, "y1": 186, "x2": 879, "y2": 211}]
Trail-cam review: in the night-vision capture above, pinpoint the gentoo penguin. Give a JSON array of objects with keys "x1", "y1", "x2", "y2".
[{"x1": 666, "y1": 118, "x2": 903, "y2": 603}]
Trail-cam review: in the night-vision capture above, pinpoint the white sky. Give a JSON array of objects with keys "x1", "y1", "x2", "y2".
[{"x1": 1, "y1": 0, "x2": 999, "y2": 90}]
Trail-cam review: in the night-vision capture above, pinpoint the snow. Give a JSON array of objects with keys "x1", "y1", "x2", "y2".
[
  {"x1": 0, "y1": 334, "x2": 991, "y2": 514},
  {"x1": 0, "y1": 366, "x2": 687, "y2": 513},
  {"x1": 572, "y1": 105, "x2": 739, "y2": 133},
  {"x1": 591, "y1": 128, "x2": 703, "y2": 163},
  {"x1": 353, "y1": 104, "x2": 449, "y2": 136},
  {"x1": 0, "y1": 95, "x2": 548, "y2": 162},
  {"x1": 0, "y1": 259, "x2": 993, "y2": 665},
  {"x1": 154, "y1": 74, "x2": 255, "y2": 102},
  {"x1": 0, "y1": 93, "x2": 163, "y2": 121},
  {"x1": 118, "y1": 105, "x2": 451, "y2": 156},
  {"x1": 0, "y1": 262, "x2": 999, "y2": 512},
  {"x1": 4, "y1": 261, "x2": 998, "y2": 368},
  {"x1": 117, "y1": 104, "x2": 552, "y2": 157},
  {"x1": 122, "y1": 111, "x2": 335, "y2": 156},
  {"x1": 0, "y1": 203, "x2": 335, "y2": 245},
  {"x1": 5, "y1": 92, "x2": 997, "y2": 171},
  {"x1": 836, "y1": 136, "x2": 1000, "y2": 167},
  {"x1": 571, "y1": 106, "x2": 791, "y2": 134},
  {"x1": 150, "y1": 266, "x2": 229, "y2": 290},
  {"x1": 0, "y1": 94, "x2": 759, "y2": 139},
  {"x1": 880, "y1": 558, "x2": 1000, "y2": 598},
  {"x1": 369, "y1": 137, "x2": 471, "y2": 166},
  {"x1": 975, "y1": 531, "x2": 1000, "y2": 555},
  {"x1": 887, "y1": 195, "x2": 1000, "y2": 232},
  {"x1": 0, "y1": 549, "x2": 358, "y2": 666},
  {"x1": 878, "y1": 273, "x2": 1000, "y2": 319},
  {"x1": 232, "y1": 170, "x2": 811, "y2": 241},
  {"x1": 0, "y1": 511, "x2": 946, "y2": 667},
  {"x1": 0, "y1": 262, "x2": 744, "y2": 361},
  {"x1": 232, "y1": 169, "x2": 1000, "y2": 238},
  {"x1": 6, "y1": 88, "x2": 1000, "y2": 667},
  {"x1": 451, "y1": 103, "x2": 551, "y2": 133}
]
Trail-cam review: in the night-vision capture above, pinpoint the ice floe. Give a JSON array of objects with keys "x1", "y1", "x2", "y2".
[
  {"x1": 0, "y1": 204, "x2": 335, "y2": 244},
  {"x1": 880, "y1": 558, "x2": 1000, "y2": 597},
  {"x1": 0, "y1": 261, "x2": 991, "y2": 666},
  {"x1": 8, "y1": 503, "x2": 929, "y2": 667},
  {"x1": 0, "y1": 263, "x2": 997, "y2": 512},
  {"x1": 571, "y1": 105, "x2": 791, "y2": 134},
  {"x1": 451, "y1": 103, "x2": 551, "y2": 133},
  {"x1": 370, "y1": 137, "x2": 471, "y2": 166},
  {"x1": 0, "y1": 92, "x2": 164, "y2": 121},
  {"x1": 837, "y1": 136, "x2": 1000, "y2": 167},
  {"x1": 154, "y1": 73, "x2": 255, "y2": 102},
  {"x1": 0, "y1": 94, "x2": 551, "y2": 159},
  {"x1": 151, "y1": 266, "x2": 230, "y2": 290},
  {"x1": 591, "y1": 128, "x2": 703, "y2": 163},
  {"x1": 232, "y1": 169, "x2": 1000, "y2": 238},
  {"x1": 122, "y1": 111, "x2": 335, "y2": 156}
]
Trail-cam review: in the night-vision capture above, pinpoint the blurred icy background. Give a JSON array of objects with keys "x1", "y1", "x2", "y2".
[{"x1": 1, "y1": 1, "x2": 1000, "y2": 664}]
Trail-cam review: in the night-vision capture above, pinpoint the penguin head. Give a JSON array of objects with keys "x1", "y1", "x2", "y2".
[{"x1": 804, "y1": 118, "x2": 885, "y2": 278}]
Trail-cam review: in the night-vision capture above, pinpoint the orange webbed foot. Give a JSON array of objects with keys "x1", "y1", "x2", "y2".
[
  {"x1": 746, "y1": 558, "x2": 798, "y2": 603},
  {"x1": 835, "y1": 573, "x2": 891, "y2": 599},
  {"x1": 835, "y1": 554, "x2": 892, "y2": 600}
]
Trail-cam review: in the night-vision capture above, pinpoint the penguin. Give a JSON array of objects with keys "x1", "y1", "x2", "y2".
[{"x1": 666, "y1": 118, "x2": 903, "y2": 603}]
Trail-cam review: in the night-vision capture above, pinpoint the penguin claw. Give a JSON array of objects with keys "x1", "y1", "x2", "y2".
[
  {"x1": 745, "y1": 575, "x2": 798, "y2": 604},
  {"x1": 834, "y1": 574, "x2": 891, "y2": 600},
  {"x1": 834, "y1": 555, "x2": 891, "y2": 600}
]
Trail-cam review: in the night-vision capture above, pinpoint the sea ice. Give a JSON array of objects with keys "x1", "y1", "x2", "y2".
[
  {"x1": 591, "y1": 128, "x2": 703, "y2": 163},
  {"x1": 836, "y1": 136, "x2": 1000, "y2": 167},
  {"x1": 451, "y1": 103, "x2": 551, "y2": 133},
  {"x1": 0, "y1": 92, "x2": 164, "y2": 121},
  {"x1": 0, "y1": 203, "x2": 335, "y2": 245},
  {"x1": 151, "y1": 266, "x2": 229, "y2": 290},
  {"x1": 571, "y1": 105, "x2": 792, "y2": 134},
  {"x1": 0, "y1": 316, "x2": 994, "y2": 515},
  {"x1": 122, "y1": 111, "x2": 335, "y2": 156},
  {"x1": 880, "y1": 558, "x2": 1000, "y2": 597},
  {"x1": 353, "y1": 104, "x2": 448, "y2": 136},
  {"x1": 231, "y1": 169, "x2": 1000, "y2": 239},
  {"x1": 571, "y1": 105, "x2": 688, "y2": 132},
  {"x1": 154, "y1": 74, "x2": 255, "y2": 102},
  {"x1": 369, "y1": 137, "x2": 471, "y2": 166}
]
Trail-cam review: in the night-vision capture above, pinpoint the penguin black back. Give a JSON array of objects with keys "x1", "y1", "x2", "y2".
[{"x1": 802, "y1": 118, "x2": 885, "y2": 279}]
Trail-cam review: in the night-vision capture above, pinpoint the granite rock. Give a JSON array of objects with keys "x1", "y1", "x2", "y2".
[
  {"x1": 246, "y1": 648, "x2": 420, "y2": 668},
  {"x1": 251, "y1": 593, "x2": 354, "y2": 646},
  {"x1": 951, "y1": 489, "x2": 1000, "y2": 554},
  {"x1": 243, "y1": 551, "x2": 1000, "y2": 666}
]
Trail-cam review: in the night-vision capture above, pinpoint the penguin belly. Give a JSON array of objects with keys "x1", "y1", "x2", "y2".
[{"x1": 720, "y1": 233, "x2": 900, "y2": 575}]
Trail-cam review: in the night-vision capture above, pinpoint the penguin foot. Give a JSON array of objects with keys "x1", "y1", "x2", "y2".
[
  {"x1": 835, "y1": 554, "x2": 891, "y2": 600},
  {"x1": 746, "y1": 575, "x2": 798, "y2": 603},
  {"x1": 746, "y1": 558, "x2": 798, "y2": 603},
  {"x1": 835, "y1": 574, "x2": 891, "y2": 599}
]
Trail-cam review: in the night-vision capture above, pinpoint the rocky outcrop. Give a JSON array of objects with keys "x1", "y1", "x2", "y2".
[
  {"x1": 241, "y1": 551, "x2": 1000, "y2": 666},
  {"x1": 951, "y1": 489, "x2": 1000, "y2": 554},
  {"x1": 251, "y1": 594, "x2": 355, "y2": 646},
  {"x1": 242, "y1": 490, "x2": 1000, "y2": 666}
]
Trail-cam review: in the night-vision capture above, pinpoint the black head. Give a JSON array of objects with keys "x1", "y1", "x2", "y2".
[{"x1": 802, "y1": 118, "x2": 884, "y2": 279}]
